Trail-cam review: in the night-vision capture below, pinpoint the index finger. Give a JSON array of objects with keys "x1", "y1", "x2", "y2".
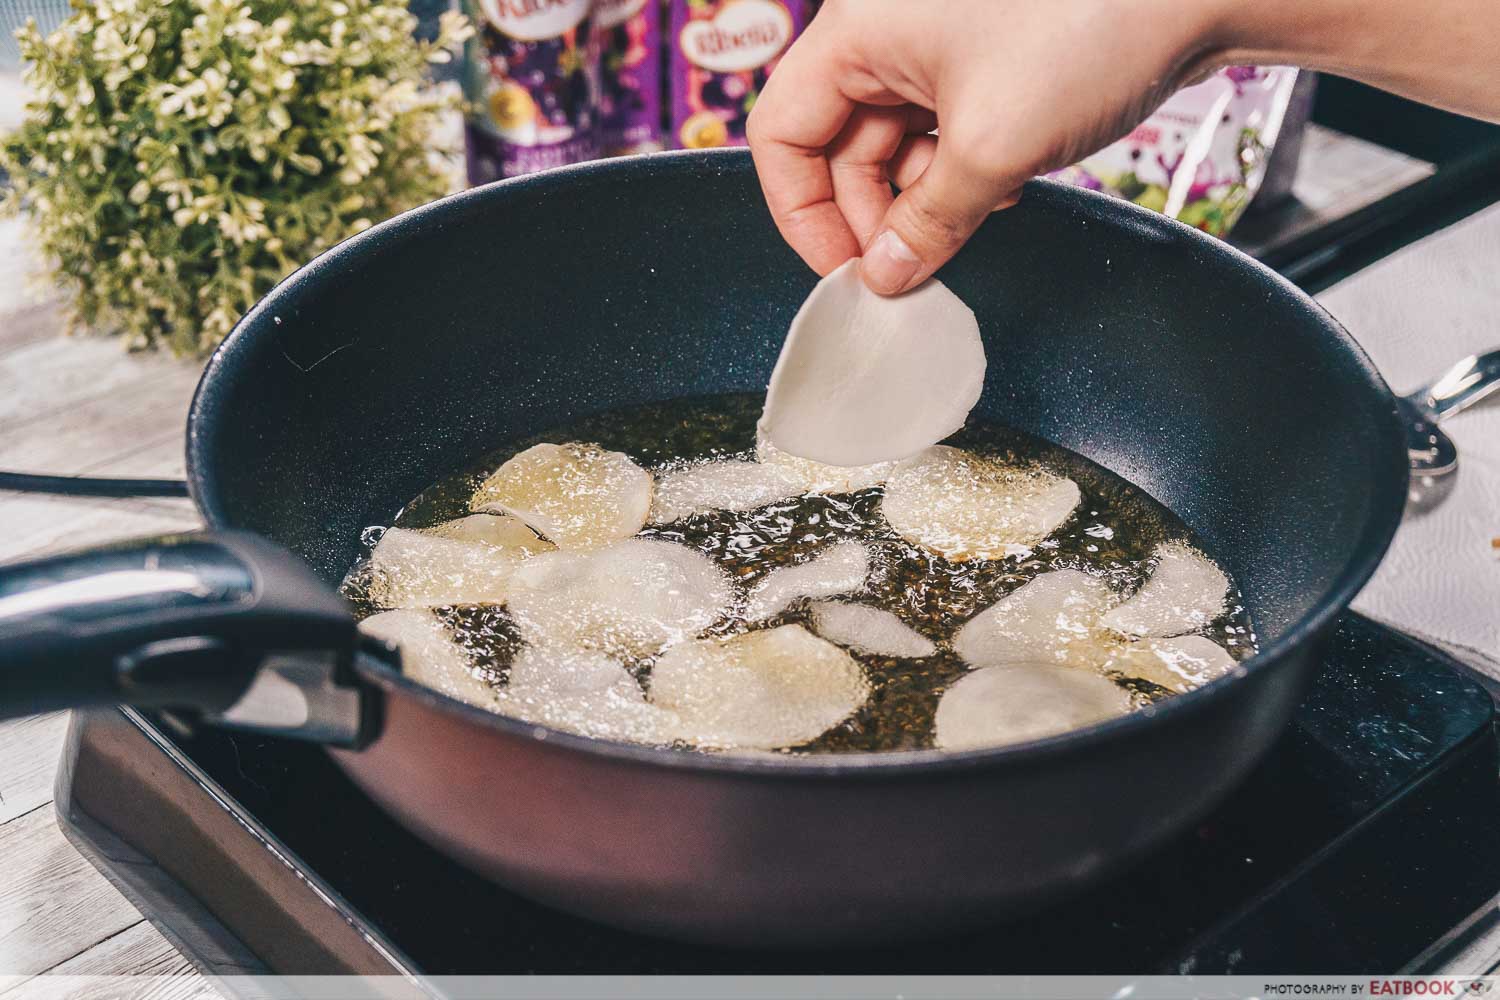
[{"x1": 746, "y1": 22, "x2": 862, "y2": 274}]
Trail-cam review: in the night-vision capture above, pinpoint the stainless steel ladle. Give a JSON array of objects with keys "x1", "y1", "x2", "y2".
[{"x1": 1398, "y1": 349, "x2": 1500, "y2": 476}]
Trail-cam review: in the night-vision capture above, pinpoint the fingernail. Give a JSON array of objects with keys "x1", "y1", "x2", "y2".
[{"x1": 861, "y1": 230, "x2": 921, "y2": 295}]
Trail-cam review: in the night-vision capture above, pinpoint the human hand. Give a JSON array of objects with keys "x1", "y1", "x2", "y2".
[{"x1": 746, "y1": 0, "x2": 1229, "y2": 294}]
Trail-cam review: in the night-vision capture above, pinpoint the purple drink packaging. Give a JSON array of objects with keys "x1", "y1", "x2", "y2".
[
  {"x1": 668, "y1": 0, "x2": 806, "y2": 149},
  {"x1": 597, "y1": 0, "x2": 664, "y2": 154},
  {"x1": 462, "y1": 0, "x2": 602, "y2": 183}
]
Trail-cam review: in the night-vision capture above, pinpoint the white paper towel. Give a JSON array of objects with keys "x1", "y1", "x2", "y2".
[{"x1": 1318, "y1": 201, "x2": 1500, "y2": 671}]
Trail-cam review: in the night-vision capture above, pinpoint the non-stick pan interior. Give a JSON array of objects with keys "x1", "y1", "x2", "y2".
[{"x1": 190, "y1": 150, "x2": 1405, "y2": 650}]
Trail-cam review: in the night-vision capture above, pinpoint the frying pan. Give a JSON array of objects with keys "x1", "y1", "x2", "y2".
[{"x1": 0, "y1": 150, "x2": 1407, "y2": 947}]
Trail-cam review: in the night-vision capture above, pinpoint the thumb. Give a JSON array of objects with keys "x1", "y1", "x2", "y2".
[{"x1": 860, "y1": 142, "x2": 1020, "y2": 296}]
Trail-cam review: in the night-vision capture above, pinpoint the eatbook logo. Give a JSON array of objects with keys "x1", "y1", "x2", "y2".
[
  {"x1": 594, "y1": 0, "x2": 648, "y2": 31},
  {"x1": 478, "y1": 0, "x2": 590, "y2": 41},
  {"x1": 680, "y1": 0, "x2": 793, "y2": 74}
]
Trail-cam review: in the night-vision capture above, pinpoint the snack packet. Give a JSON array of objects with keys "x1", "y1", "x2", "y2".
[{"x1": 1051, "y1": 67, "x2": 1301, "y2": 236}]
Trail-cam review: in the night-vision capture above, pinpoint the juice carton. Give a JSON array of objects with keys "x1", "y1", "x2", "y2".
[
  {"x1": 597, "y1": 0, "x2": 664, "y2": 154},
  {"x1": 463, "y1": 0, "x2": 603, "y2": 182},
  {"x1": 668, "y1": 0, "x2": 807, "y2": 149}
]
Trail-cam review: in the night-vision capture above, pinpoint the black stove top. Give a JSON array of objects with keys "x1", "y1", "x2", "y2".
[{"x1": 54, "y1": 614, "x2": 1500, "y2": 976}]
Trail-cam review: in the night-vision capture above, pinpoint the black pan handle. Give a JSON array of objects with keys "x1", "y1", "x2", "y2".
[{"x1": 0, "y1": 532, "x2": 378, "y2": 747}]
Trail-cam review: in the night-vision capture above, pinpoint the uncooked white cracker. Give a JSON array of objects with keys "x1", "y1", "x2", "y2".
[
  {"x1": 650, "y1": 624, "x2": 869, "y2": 750},
  {"x1": 1105, "y1": 635, "x2": 1237, "y2": 693},
  {"x1": 365, "y1": 526, "x2": 529, "y2": 608},
  {"x1": 472, "y1": 442, "x2": 652, "y2": 550},
  {"x1": 754, "y1": 428, "x2": 901, "y2": 494},
  {"x1": 1099, "y1": 542, "x2": 1230, "y2": 638},
  {"x1": 505, "y1": 538, "x2": 733, "y2": 657},
  {"x1": 934, "y1": 663, "x2": 1132, "y2": 751},
  {"x1": 806, "y1": 601, "x2": 937, "y2": 658},
  {"x1": 744, "y1": 541, "x2": 869, "y2": 620},
  {"x1": 360, "y1": 609, "x2": 500, "y2": 709},
  {"x1": 760, "y1": 260, "x2": 986, "y2": 466},
  {"x1": 953, "y1": 569, "x2": 1117, "y2": 670},
  {"x1": 650, "y1": 458, "x2": 804, "y2": 523},
  {"x1": 881, "y1": 446, "x2": 1080, "y2": 561}
]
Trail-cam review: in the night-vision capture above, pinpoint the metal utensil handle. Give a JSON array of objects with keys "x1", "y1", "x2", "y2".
[{"x1": 1415, "y1": 349, "x2": 1500, "y2": 419}]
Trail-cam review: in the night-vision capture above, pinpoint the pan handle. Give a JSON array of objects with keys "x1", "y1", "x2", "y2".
[{"x1": 0, "y1": 532, "x2": 378, "y2": 747}]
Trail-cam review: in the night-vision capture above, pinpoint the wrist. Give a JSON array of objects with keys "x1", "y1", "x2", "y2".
[
  {"x1": 1196, "y1": 0, "x2": 1364, "y2": 75},
  {"x1": 1177, "y1": 0, "x2": 1500, "y2": 126}
]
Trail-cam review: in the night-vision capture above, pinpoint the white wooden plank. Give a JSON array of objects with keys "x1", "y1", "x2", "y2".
[
  {"x1": 42, "y1": 923, "x2": 194, "y2": 978},
  {"x1": 0, "y1": 808, "x2": 142, "y2": 978},
  {"x1": 0, "y1": 322, "x2": 197, "y2": 472},
  {"x1": 0, "y1": 922, "x2": 214, "y2": 1000},
  {"x1": 0, "y1": 715, "x2": 69, "y2": 826},
  {"x1": 81, "y1": 436, "x2": 189, "y2": 482},
  {"x1": 0, "y1": 303, "x2": 69, "y2": 359},
  {"x1": 0, "y1": 973, "x2": 218, "y2": 1000},
  {"x1": 0, "y1": 398, "x2": 194, "y2": 475},
  {"x1": 0, "y1": 337, "x2": 198, "y2": 433},
  {"x1": 0, "y1": 217, "x2": 55, "y2": 326},
  {"x1": 0, "y1": 497, "x2": 200, "y2": 564},
  {"x1": 0, "y1": 303, "x2": 198, "y2": 519}
]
